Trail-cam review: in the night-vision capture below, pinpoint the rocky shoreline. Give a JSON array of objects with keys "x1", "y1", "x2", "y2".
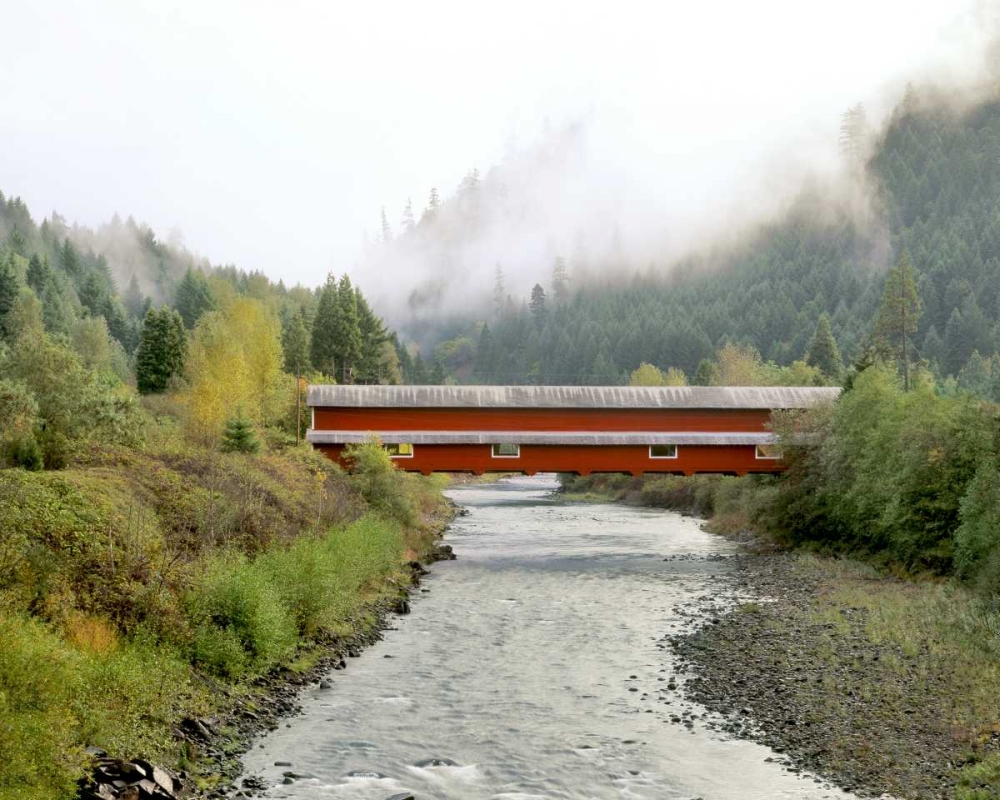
[
  {"x1": 667, "y1": 547, "x2": 991, "y2": 800},
  {"x1": 79, "y1": 542, "x2": 457, "y2": 800}
]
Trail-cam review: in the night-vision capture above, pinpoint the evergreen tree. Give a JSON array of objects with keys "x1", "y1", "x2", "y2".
[
  {"x1": 5, "y1": 225, "x2": 26, "y2": 256},
  {"x1": 220, "y1": 415, "x2": 260, "y2": 454},
  {"x1": 136, "y1": 308, "x2": 187, "y2": 393},
  {"x1": 123, "y1": 274, "x2": 145, "y2": 318},
  {"x1": 355, "y1": 288, "x2": 388, "y2": 381},
  {"x1": 78, "y1": 270, "x2": 107, "y2": 316},
  {"x1": 529, "y1": 283, "x2": 547, "y2": 327},
  {"x1": 806, "y1": 313, "x2": 843, "y2": 379},
  {"x1": 493, "y1": 263, "x2": 506, "y2": 317},
  {"x1": 380, "y1": 207, "x2": 393, "y2": 244},
  {"x1": 60, "y1": 239, "x2": 80, "y2": 278},
  {"x1": 429, "y1": 358, "x2": 446, "y2": 384},
  {"x1": 0, "y1": 252, "x2": 18, "y2": 341},
  {"x1": 475, "y1": 324, "x2": 494, "y2": 381},
  {"x1": 26, "y1": 254, "x2": 51, "y2": 295},
  {"x1": 552, "y1": 256, "x2": 569, "y2": 304},
  {"x1": 401, "y1": 198, "x2": 415, "y2": 234},
  {"x1": 872, "y1": 250, "x2": 921, "y2": 389},
  {"x1": 136, "y1": 308, "x2": 168, "y2": 393},
  {"x1": 332, "y1": 275, "x2": 363, "y2": 382},
  {"x1": 281, "y1": 309, "x2": 310, "y2": 376},
  {"x1": 174, "y1": 268, "x2": 215, "y2": 328},
  {"x1": 693, "y1": 359, "x2": 716, "y2": 386},
  {"x1": 410, "y1": 352, "x2": 430, "y2": 384},
  {"x1": 310, "y1": 274, "x2": 340, "y2": 376}
]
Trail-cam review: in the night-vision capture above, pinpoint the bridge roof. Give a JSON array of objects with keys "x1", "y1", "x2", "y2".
[
  {"x1": 306, "y1": 430, "x2": 777, "y2": 445},
  {"x1": 307, "y1": 384, "x2": 840, "y2": 410}
]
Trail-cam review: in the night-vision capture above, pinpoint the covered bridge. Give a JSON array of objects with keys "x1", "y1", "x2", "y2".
[{"x1": 306, "y1": 385, "x2": 839, "y2": 477}]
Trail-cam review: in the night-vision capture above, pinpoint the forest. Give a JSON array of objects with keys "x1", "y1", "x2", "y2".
[{"x1": 370, "y1": 86, "x2": 1000, "y2": 398}]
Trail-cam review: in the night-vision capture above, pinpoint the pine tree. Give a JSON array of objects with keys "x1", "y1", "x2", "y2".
[
  {"x1": 78, "y1": 271, "x2": 107, "y2": 316},
  {"x1": 401, "y1": 198, "x2": 415, "y2": 234},
  {"x1": 174, "y1": 268, "x2": 215, "y2": 328},
  {"x1": 0, "y1": 252, "x2": 18, "y2": 341},
  {"x1": 693, "y1": 359, "x2": 716, "y2": 386},
  {"x1": 123, "y1": 274, "x2": 145, "y2": 318},
  {"x1": 310, "y1": 273, "x2": 339, "y2": 376},
  {"x1": 529, "y1": 284, "x2": 547, "y2": 327},
  {"x1": 355, "y1": 288, "x2": 388, "y2": 381},
  {"x1": 806, "y1": 313, "x2": 843, "y2": 379},
  {"x1": 281, "y1": 309, "x2": 310, "y2": 376},
  {"x1": 872, "y1": 249, "x2": 921, "y2": 389},
  {"x1": 26, "y1": 254, "x2": 51, "y2": 295},
  {"x1": 475, "y1": 324, "x2": 494, "y2": 381},
  {"x1": 493, "y1": 263, "x2": 506, "y2": 317},
  {"x1": 136, "y1": 308, "x2": 168, "y2": 393},
  {"x1": 60, "y1": 239, "x2": 80, "y2": 278},
  {"x1": 380, "y1": 207, "x2": 393, "y2": 244},
  {"x1": 221, "y1": 415, "x2": 260, "y2": 454},
  {"x1": 332, "y1": 276, "x2": 363, "y2": 382},
  {"x1": 552, "y1": 256, "x2": 569, "y2": 304},
  {"x1": 136, "y1": 308, "x2": 187, "y2": 393}
]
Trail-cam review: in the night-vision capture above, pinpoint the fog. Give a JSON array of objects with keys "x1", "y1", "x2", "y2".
[{"x1": 0, "y1": 1, "x2": 996, "y2": 322}]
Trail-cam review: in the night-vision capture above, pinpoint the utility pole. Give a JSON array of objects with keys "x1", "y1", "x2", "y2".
[{"x1": 295, "y1": 363, "x2": 302, "y2": 443}]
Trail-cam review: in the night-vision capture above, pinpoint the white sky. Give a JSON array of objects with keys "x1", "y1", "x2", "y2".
[{"x1": 0, "y1": 1, "x2": 995, "y2": 291}]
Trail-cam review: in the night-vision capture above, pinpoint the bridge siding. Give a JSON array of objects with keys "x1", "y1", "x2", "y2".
[
  {"x1": 316, "y1": 443, "x2": 782, "y2": 477},
  {"x1": 312, "y1": 407, "x2": 773, "y2": 433}
]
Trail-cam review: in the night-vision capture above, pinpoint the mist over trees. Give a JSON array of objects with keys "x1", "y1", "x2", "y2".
[{"x1": 365, "y1": 84, "x2": 1000, "y2": 393}]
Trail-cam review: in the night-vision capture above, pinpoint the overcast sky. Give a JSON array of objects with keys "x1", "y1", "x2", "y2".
[{"x1": 0, "y1": 1, "x2": 995, "y2": 291}]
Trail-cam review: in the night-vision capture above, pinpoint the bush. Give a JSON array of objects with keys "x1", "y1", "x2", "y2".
[
  {"x1": 3, "y1": 433, "x2": 42, "y2": 470},
  {"x1": 185, "y1": 551, "x2": 297, "y2": 677},
  {"x1": 956, "y1": 459, "x2": 1000, "y2": 595},
  {"x1": 344, "y1": 439, "x2": 416, "y2": 525}
]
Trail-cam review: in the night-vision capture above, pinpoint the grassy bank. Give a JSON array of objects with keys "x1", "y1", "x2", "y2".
[{"x1": 0, "y1": 404, "x2": 451, "y2": 800}]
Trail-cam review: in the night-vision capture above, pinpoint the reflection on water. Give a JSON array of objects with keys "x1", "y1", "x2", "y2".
[{"x1": 241, "y1": 476, "x2": 854, "y2": 799}]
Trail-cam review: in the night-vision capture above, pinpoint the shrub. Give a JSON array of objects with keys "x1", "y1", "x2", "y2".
[
  {"x1": 956, "y1": 459, "x2": 1000, "y2": 595},
  {"x1": 344, "y1": 439, "x2": 416, "y2": 525},
  {"x1": 185, "y1": 551, "x2": 297, "y2": 677}
]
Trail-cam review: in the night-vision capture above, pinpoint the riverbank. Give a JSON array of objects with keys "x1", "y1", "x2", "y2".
[
  {"x1": 0, "y1": 425, "x2": 454, "y2": 800},
  {"x1": 559, "y1": 474, "x2": 1000, "y2": 798},
  {"x1": 670, "y1": 550, "x2": 1000, "y2": 799}
]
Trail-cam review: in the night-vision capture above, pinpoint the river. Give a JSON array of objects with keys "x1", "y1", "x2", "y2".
[{"x1": 241, "y1": 476, "x2": 855, "y2": 799}]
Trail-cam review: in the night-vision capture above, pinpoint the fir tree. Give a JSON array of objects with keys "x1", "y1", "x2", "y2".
[
  {"x1": 331, "y1": 275, "x2": 363, "y2": 382},
  {"x1": 401, "y1": 198, "x2": 415, "y2": 234},
  {"x1": 174, "y1": 268, "x2": 215, "y2": 328},
  {"x1": 380, "y1": 207, "x2": 393, "y2": 244},
  {"x1": 872, "y1": 250, "x2": 921, "y2": 389},
  {"x1": 221, "y1": 415, "x2": 260, "y2": 454},
  {"x1": 0, "y1": 252, "x2": 18, "y2": 341},
  {"x1": 123, "y1": 274, "x2": 145, "y2": 318},
  {"x1": 355, "y1": 288, "x2": 388, "y2": 381},
  {"x1": 493, "y1": 263, "x2": 506, "y2": 317},
  {"x1": 281, "y1": 309, "x2": 310, "y2": 376},
  {"x1": 552, "y1": 256, "x2": 569, "y2": 304},
  {"x1": 806, "y1": 313, "x2": 843, "y2": 379},
  {"x1": 26, "y1": 254, "x2": 51, "y2": 295},
  {"x1": 529, "y1": 283, "x2": 547, "y2": 327},
  {"x1": 78, "y1": 271, "x2": 107, "y2": 316},
  {"x1": 136, "y1": 308, "x2": 187, "y2": 393},
  {"x1": 310, "y1": 273, "x2": 340, "y2": 376},
  {"x1": 693, "y1": 359, "x2": 716, "y2": 386}
]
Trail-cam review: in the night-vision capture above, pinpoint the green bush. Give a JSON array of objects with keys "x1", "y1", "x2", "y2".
[
  {"x1": 956, "y1": 459, "x2": 1000, "y2": 595},
  {"x1": 185, "y1": 551, "x2": 297, "y2": 677},
  {"x1": 344, "y1": 439, "x2": 416, "y2": 525},
  {"x1": 3, "y1": 433, "x2": 43, "y2": 470}
]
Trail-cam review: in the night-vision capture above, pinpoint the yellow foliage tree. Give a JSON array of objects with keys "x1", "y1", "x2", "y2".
[
  {"x1": 629, "y1": 363, "x2": 667, "y2": 386},
  {"x1": 711, "y1": 343, "x2": 768, "y2": 386},
  {"x1": 629, "y1": 363, "x2": 688, "y2": 386},
  {"x1": 182, "y1": 298, "x2": 284, "y2": 441}
]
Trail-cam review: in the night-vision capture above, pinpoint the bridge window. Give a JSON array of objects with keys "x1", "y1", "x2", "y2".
[
  {"x1": 385, "y1": 443, "x2": 414, "y2": 458},
  {"x1": 755, "y1": 444, "x2": 782, "y2": 460},
  {"x1": 491, "y1": 443, "x2": 520, "y2": 458},
  {"x1": 649, "y1": 444, "x2": 678, "y2": 459}
]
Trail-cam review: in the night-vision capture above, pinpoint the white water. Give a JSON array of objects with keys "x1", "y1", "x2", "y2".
[{"x1": 241, "y1": 476, "x2": 856, "y2": 799}]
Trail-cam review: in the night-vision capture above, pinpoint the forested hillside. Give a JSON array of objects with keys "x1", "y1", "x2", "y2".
[{"x1": 381, "y1": 86, "x2": 1000, "y2": 393}]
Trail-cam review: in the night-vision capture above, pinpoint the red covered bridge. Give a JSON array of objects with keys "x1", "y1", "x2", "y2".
[{"x1": 306, "y1": 385, "x2": 838, "y2": 477}]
